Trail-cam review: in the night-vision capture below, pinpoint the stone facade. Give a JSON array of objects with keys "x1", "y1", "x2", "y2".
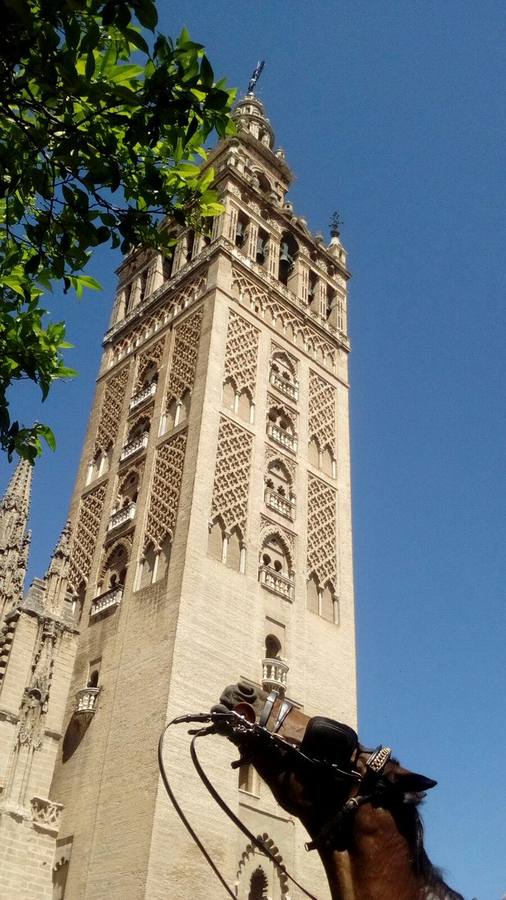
[{"x1": 0, "y1": 93, "x2": 356, "y2": 899}]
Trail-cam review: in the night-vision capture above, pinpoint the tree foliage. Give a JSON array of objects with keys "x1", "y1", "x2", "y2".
[{"x1": 0, "y1": 0, "x2": 235, "y2": 461}]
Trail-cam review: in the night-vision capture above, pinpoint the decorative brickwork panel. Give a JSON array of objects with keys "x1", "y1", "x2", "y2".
[
  {"x1": 210, "y1": 418, "x2": 253, "y2": 538},
  {"x1": 308, "y1": 371, "x2": 336, "y2": 455},
  {"x1": 68, "y1": 484, "x2": 107, "y2": 590},
  {"x1": 165, "y1": 306, "x2": 204, "y2": 406},
  {"x1": 110, "y1": 272, "x2": 207, "y2": 365},
  {"x1": 144, "y1": 433, "x2": 187, "y2": 550},
  {"x1": 95, "y1": 367, "x2": 129, "y2": 453},
  {"x1": 307, "y1": 475, "x2": 337, "y2": 591},
  {"x1": 134, "y1": 337, "x2": 165, "y2": 391},
  {"x1": 231, "y1": 269, "x2": 336, "y2": 368},
  {"x1": 223, "y1": 311, "x2": 259, "y2": 397}
]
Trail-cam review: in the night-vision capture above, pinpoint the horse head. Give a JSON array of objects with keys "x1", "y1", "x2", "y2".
[{"x1": 214, "y1": 683, "x2": 463, "y2": 900}]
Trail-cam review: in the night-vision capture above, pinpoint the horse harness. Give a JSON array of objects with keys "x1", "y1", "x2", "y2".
[
  {"x1": 255, "y1": 689, "x2": 394, "y2": 852},
  {"x1": 159, "y1": 693, "x2": 394, "y2": 899}
]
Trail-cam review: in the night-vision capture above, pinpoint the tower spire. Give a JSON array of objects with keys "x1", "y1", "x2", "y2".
[
  {"x1": 43, "y1": 521, "x2": 72, "y2": 614},
  {"x1": 0, "y1": 460, "x2": 33, "y2": 614}
]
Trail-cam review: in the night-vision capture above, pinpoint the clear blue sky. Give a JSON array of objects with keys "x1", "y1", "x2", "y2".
[{"x1": 2, "y1": 3, "x2": 505, "y2": 897}]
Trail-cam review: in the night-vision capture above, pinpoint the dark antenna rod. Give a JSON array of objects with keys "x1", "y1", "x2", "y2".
[{"x1": 248, "y1": 60, "x2": 265, "y2": 93}]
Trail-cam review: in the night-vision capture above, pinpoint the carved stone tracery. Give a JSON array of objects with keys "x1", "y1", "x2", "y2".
[
  {"x1": 231, "y1": 268, "x2": 336, "y2": 368},
  {"x1": 144, "y1": 432, "x2": 187, "y2": 551},
  {"x1": 134, "y1": 336, "x2": 165, "y2": 391},
  {"x1": 307, "y1": 474, "x2": 337, "y2": 591},
  {"x1": 308, "y1": 370, "x2": 336, "y2": 455},
  {"x1": 223, "y1": 311, "x2": 259, "y2": 398},
  {"x1": 95, "y1": 367, "x2": 129, "y2": 454},
  {"x1": 68, "y1": 484, "x2": 107, "y2": 592},
  {"x1": 165, "y1": 306, "x2": 204, "y2": 406},
  {"x1": 210, "y1": 417, "x2": 253, "y2": 538}
]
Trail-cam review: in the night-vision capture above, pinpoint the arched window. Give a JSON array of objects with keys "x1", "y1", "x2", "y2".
[
  {"x1": 101, "y1": 543, "x2": 129, "y2": 592},
  {"x1": 265, "y1": 634, "x2": 282, "y2": 659},
  {"x1": 248, "y1": 867, "x2": 268, "y2": 900},
  {"x1": 139, "y1": 361, "x2": 158, "y2": 390},
  {"x1": 259, "y1": 535, "x2": 293, "y2": 600},
  {"x1": 157, "y1": 534, "x2": 172, "y2": 581},
  {"x1": 178, "y1": 388, "x2": 191, "y2": 424},
  {"x1": 264, "y1": 459, "x2": 295, "y2": 520},
  {"x1": 235, "y1": 211, "x2": 249, "y2": 250},
  {"x1": 139, "y1": 542, "x2": 157, "y2": 589},
  {"x1": 208, "y1": 518, "x2": 225, "y2": 562},
  {"x1": 307, "y1": 572, "x2": 319, "y2": 614},
  {"x1": 222, "y1": 378, "x2": 236, "y2": 412},
  {"x1": 269, "y1": 351, "x2": 298, "y2": 401},
  {"x1": 308, "y1": 435, "x2": 320, "y2": 469},
  {"x1": 126, "y1": 416, "x2": 150, "y2": 448},
  {"x1": 267, "y1": 406, "x2": 297, "y2": 453},
  {"x1": 278, "y1": 231, "x2": 299, "y2": 286},
  {"x1": 226, "y1": 527, "x2": 241, "y2": 572},
  {"x1": 162, "y1": 250, "x2": 174, "y2": 282},
  {"x1": 185, "y1": 229, "x2": 195, "y2": 262},
  {"x1": 321, "y1": 445, "x2": 335, "y2": 478}
]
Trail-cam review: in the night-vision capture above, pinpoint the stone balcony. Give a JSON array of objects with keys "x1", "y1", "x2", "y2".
[
  {"x1": 259, "y1": 565, "x2": 294, "y2": 601},
  {"x1": 129, "y1": 381, "x2": 157, "y2": 411},
  {"x1": 30, "y1": 796, "x2": 63, "y2": 834},
  {"x1": 90, "y1": 585, "x2": 123, "y2": 618},
  {"x1": 267, "y1": 423, "x2": 298, "y2": 454},
  {"x1": 264, "y1": 488, "x2": 295, "y2": 521},
  {"x1": 262, "y1": 657, "x2": 289, "y2": 694},
  {"x1": 120, "y1": 432, "x2": 149, "y2": 462},
  {"x1": 75, "y1": 686, "x2": 100, "y2": 715},
  {"x1": 108, "y1": 503, "x2": 136, "y2": 532},
  {"x1": 269, "y1": 371, "x2": 299, "y2": 402}
]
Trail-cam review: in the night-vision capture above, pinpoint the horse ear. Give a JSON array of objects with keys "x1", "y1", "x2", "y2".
[{"x1": 388, "y1": 768, "x2": 437, "y2": 793}]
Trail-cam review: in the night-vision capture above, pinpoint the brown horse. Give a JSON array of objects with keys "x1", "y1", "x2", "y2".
[{"x1": 215, "y1": 683, "x2": 464, "y2": 900}]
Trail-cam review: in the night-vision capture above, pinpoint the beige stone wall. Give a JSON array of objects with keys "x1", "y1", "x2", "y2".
[{"x1": 46, "y1": 122, "x2": 356, "y2": 900}]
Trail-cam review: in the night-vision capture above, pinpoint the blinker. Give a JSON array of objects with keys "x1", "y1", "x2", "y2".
[{"x1": 300, "y1": 716, "x2": 358, "y2": 767}]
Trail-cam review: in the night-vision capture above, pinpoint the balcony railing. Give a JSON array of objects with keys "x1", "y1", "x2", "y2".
[
  {"x1": 267, "y1": 423, "x2": 297, "y2": 454},
  {"x1": 269, "y1": 371, "x2": 299, "y2": 402},
  {"x1": 30, "y1": 796, "x2": 63, "y2": 834},
  {"x1": 108, "y1": 503, "x2": 136, "y2": 532},
  {"x1": 90, "y1": 585, "x2": 123, "y2": 618},
  {"x1": 120, "y1": 432, "x2": 149, "y2": 462},
  {"x1": 129, "y1": 381, "x2": 157, "y2": 411},
  {"x1": 259, "y1": 565, "x2": 294, "y2": 601},
  {"x1": 75, "y1": 686, "x2": 100, "y2": 714},
  {"x1": 264, "y1": 488, "x2": 295, "y2": 521},
  {"x1": 262, "y1": 657, "x2": 289, "y2": 694}
]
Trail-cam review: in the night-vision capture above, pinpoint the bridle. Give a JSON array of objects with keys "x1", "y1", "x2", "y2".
[
  {"x1": 252, "y1": 690, "x2": 393, "y2": 853},
  {"x1": 158, "y1": 690, "x2": 394, "y2": 898}
]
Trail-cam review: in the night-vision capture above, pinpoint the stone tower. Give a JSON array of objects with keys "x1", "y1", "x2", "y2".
[
  {"x1": 15, "y1": 93, "x2": 356, "y2": 899},
  {"x1": 0, "y1": 458, "x2": 78, "y2": 899}
]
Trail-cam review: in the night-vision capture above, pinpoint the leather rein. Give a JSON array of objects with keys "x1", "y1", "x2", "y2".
[{"x1": 158, "y1": 692, "x2": 393, "y2": 898}]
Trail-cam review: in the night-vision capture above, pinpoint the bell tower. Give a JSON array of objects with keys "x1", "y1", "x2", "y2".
[{"x1": 45, "y1": 92, "x2": 357, "y2": 899}]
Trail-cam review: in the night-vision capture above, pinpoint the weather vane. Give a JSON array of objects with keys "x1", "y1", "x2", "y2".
[
  {"x1": 330, "y1": 211, "x2": 343, "y2": 238},
  {"x1": 248, "y1": 60, "x2": 265, "y2": 93}
]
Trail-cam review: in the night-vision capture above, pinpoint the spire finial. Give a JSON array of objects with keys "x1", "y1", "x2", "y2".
[
  {"x1": 247, "y1": 60, "x2": 265, "y2": 94},
  {"x1": 330, "y1": 211, "x2": 343, "y2": 239},
  {"x1": 0, "y1": 459, "x2": 33, "y2": 549}
]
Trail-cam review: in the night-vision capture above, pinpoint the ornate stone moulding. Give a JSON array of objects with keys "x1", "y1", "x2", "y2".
[{"x1": 30, "y1": 796, "x2": 63, "y2": 835}]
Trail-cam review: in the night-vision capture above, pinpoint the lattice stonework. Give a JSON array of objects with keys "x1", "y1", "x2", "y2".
[
  {"x1": 95, "y1": 367, "x2": 129, "y2": 452},
  {"x1": 210, "y1": 417, "x2": 253, "y2": 537},
  {"x1": 231, "y1": 268, "x2": 336, "y2": 368},
  {"x1": 308, "y1": 371, "x2": 336, "y2": 455},
  {"x1": 307, "y1": 475, "x2": 337, "y2": 591},
  {"x1": 68, "y1": 484, "x2": 108, "y2": 590},
  {"x1": 165, "y1": 306, "x2": 204, "y2": 405},
  {"x1": 144, "y1": 433, "x2": 187, "y2": 550},
  {"x1": 223, "y1": 311, "x2": 259, "y2": 397},
  {"x1": 134, "y1": 336, "x2": 165, "y2": 391}
]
